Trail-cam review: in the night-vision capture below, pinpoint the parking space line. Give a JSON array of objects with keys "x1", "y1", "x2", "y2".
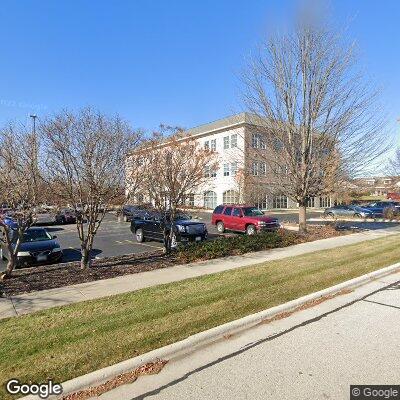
[{"x1": 137, "y1": 243, "x2": 163, "y2": 249}]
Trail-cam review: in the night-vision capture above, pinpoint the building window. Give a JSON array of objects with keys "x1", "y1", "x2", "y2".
[
  {"x1": 223, "y1": 163, "x2": 230, "y2": 176},
  {"x1": 319, "y1": 196, "x2": 331, "y2": 208},
  {"x1": 255, "y1": 195, "x2": 267, "y2": 210},
  {"x1": 231, "y1": 134, "x2": 237, "y2": 148},
  {"x1": 186, "y1": 194, "x2": 195, "y2": 207},
  {"x1": 204, "y1": 141, "x2": 209, "y2": 150},
  {"x1": 223, "y1": 190, "x2": 239, "y2": 204},
  {"x1": 272, "y1": 195, "x2": 288, "y2": 209},
  {"x1": 204, "y1": 191, "x2": 217, "y2": 209},
  {"x1": 274, "y1": 164, "x2": 287, "y2": 175},
  {"x1": 252, "y1": 133, "x2": 266, "y2": 149},
  {"x1": 259, "y1": 161, "x2": 266, "y2": 175},
  {"x1": 204, "y1": 165, "x2": 217, "y2": 178},
  {"x1": 306, "y1": 197, "x2": 315, "y2": 208},
  {"x1": 252, "y1": 161, "x2": 259, "y2": 176},
  {"x1": 231, "y1": 162, "x2": 238, "y2": 176},
  {"x1": 210, "y1": 139, "x2": 216, "y2": 151},
  {"x1": 274, "y1": 138, "x2": 283, "y2": 152},
  {"x1": 223, "y1": 136, "x2": 230, "y2": 149}
]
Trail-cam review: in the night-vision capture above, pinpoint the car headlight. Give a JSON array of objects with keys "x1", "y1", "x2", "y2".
[
  {"x1": 17, "y1": 251, "x2": 30, "y2": 257},
  {"x1": 51, "y1": 247, "x2": 62, "y2": 253},
  {"x1": 257, "y1": 221, "x2": 266, "y2": 225},
  {"x1": 176, "y1": 224, "x2": 186, "y2": 233}
]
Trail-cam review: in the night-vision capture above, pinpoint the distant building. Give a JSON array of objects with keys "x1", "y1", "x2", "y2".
[
  {"x1": 354, "y1": 176, "x2": 400, "y2": 197},
  {"x1": 126, "y1": 113, "x2": 335, "y2": 210}
]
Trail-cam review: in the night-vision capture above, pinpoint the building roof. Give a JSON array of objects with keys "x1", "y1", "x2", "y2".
[
  {"x1": 184, "y1": 112, "x2": 264, "y2": 139},
  {"x1": 128, "y1": 112, "x2": 264, "y2": 154}
]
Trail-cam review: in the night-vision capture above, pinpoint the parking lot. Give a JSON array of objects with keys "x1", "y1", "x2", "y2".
[{"x1": 1, "y1": 209, "x2": 398, "y2": 272}]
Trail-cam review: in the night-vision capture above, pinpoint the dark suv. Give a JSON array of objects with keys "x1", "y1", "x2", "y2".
[{"x1": 130, "y1": 212, "x2": 208, "y2": 246}]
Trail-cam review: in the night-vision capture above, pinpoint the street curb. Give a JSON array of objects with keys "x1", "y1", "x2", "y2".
[{"x1": 22, "y1": 261, "x2": 400, "y2": 399}]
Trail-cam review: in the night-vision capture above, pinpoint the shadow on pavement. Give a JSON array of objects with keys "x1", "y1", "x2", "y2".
[{"x1": 62, "y1": 248, "x2": 103, "y2": 262}]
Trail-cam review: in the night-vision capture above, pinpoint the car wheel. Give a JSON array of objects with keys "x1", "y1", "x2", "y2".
[
  {"x1": 354, "y1": 213, "x2": 362, "y2": 219},
  {"x1": 135, "y1": 228, "x2": 145, "y2": 243},
  {"x1": 0, "y1": 248, "x2": 6, "y2": 261},
  {"x1": 326, "y1": 212, "x2": 335, "y2": 219},
  {"x1": 216, "y1": 221, "x2": 225, "y2": 233},
  {"x1": 246, "y1": 224, "x2": 256, "y2": 235}
]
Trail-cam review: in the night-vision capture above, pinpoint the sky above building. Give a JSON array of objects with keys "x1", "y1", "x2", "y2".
[{"x1": 0, "y1": 0, "x2": 399, "y2": 143}]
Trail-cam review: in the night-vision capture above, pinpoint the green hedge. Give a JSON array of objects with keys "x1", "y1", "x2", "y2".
[{"x1": 178, "y1": 230, "x2": 299, "y2": 263}]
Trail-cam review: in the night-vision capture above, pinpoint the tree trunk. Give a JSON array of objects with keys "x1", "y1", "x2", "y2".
[
  {"x1": 163, "y1": 228, "x2": 171, "y2": 254},
  {"x1": 4, "y1": 256, "x2": 16, "y2": 278},
  {"x1": 299, "y1": 202, "x2": 307, "y2": 233},
  {"x1": 80, "y1": 247, "x2": 92, "y2": 269}
]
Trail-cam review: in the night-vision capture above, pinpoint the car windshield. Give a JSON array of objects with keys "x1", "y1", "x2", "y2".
[
  {"x1": 22, "y1": 229, "x2": 52, "y2": 242},
  {"x1": 174, "y1": 213, "x2": 190, "y2": 221},
  {"x1": 242, "y1": 207, "x2": 264, "y2": 216}
]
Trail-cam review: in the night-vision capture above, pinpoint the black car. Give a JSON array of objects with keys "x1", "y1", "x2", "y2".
[
  {"x1": 130, "y1": 212, "x2": 208, "y2": 246},
  {"x1": 55, "y1": 208, "x2": 77, "y2": 224},
  {"x1": 122, "y1": 204, "x2": 153, "y2": 222},
  {"x1": 0, "y1": 227, "x2": 63, "y2": 267}
]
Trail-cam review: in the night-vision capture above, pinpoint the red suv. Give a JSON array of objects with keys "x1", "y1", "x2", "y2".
[{"x1": 211, "y1": 205, "x2": 280, "y2": 235}]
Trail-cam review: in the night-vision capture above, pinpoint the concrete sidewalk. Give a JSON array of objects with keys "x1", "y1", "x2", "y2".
[{"x1": 1, "y1": 225, "x2": 399, "y2": 320}]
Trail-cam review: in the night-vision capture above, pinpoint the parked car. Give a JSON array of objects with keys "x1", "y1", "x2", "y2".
[
  {"x1": 55, "y1": 208, "x2": 77, "y2": 224},
  {"x1": 33, "y1": 208, "x2": 57, "y2": 225},
  {"x1": 131, "y1": 211, "x2": 208, "y2": 246},
  {"x1": 122, "y1": 204, "x2": 153, "y2": 222},
  {"x1": 363, "y1": 201, "x2": 399, "y2": 217},
  {"x1": 211, "y1": 205, "x2": 280, "y2": 235},
  {"x1": 323, "y1": 205, "x2": 375, "y2": 219},
  {"x1": 0, "y1": 227, "x2": 62, "y2": 267}
]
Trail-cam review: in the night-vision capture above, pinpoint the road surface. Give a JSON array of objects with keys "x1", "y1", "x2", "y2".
[{"x1": 100, "y1": 273, "x2": 400, "y2": 400}]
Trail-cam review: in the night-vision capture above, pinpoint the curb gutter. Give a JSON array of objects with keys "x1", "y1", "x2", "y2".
[{"x1": 23, "y1": 261, "x2": 400, "y2": 399}]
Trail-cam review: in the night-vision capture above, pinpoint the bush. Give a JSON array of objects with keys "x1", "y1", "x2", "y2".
[{"x1": 178, "y1": 229, "x2": 299, "y2": 263}]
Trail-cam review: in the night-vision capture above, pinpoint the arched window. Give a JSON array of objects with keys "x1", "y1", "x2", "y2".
[
  {"x1": 204, "y1": 191, "x2": 217, "y2": 209},
  {"x1": 223, "y1": 190, "x2": 239, "y2": 204}
]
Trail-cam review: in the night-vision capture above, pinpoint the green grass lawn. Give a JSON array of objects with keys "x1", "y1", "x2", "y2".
[{"x1": 1, "y1": 235, "x2": 400, "y2": 399}]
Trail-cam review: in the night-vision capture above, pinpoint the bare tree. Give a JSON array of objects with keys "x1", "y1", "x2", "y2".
[
  {"x1": 0, "y1": 124, "x2": 45, "y2": 278},
  {"x1": 242, "y1": 16, "x2": 389, "y2": 232},
  {"x1": 389, "y1": 148, "x2": 400, "y2": 176},
  {"x1": 41, "y1": 108, "x2": 141, "y2": 268},
  {"x1": 127, "y1": 126, "x2": 218, "y2": 253}
]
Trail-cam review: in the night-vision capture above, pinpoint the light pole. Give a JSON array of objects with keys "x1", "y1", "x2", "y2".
[
  {"x1": 29, "y1": 114, "x2": 39, "y2": 204},
  {"x1": 30, "y1": 114, "x2": 37, "y2": 135}
]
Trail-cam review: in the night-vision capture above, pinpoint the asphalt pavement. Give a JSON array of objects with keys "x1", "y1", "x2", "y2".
[{"x1": 0, "y1": 210, "x2": 397, "y2": 272}]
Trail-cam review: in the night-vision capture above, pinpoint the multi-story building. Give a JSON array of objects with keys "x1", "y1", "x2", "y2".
[
  {"x1": 126, "y1": 113, "x2": 334, "y2": 210},
  {"x1": 355, "y1": 176, "x2": 400, "y2": 197}
]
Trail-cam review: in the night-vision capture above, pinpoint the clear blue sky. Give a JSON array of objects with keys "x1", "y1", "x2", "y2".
[{"x1": 0, "y1": 0, "x2": 399, "y2": 139}]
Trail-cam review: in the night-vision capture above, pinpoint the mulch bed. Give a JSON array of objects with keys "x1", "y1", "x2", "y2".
[{"x1": 0, "y1": 225, "x2": 348, "y2": 297}]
